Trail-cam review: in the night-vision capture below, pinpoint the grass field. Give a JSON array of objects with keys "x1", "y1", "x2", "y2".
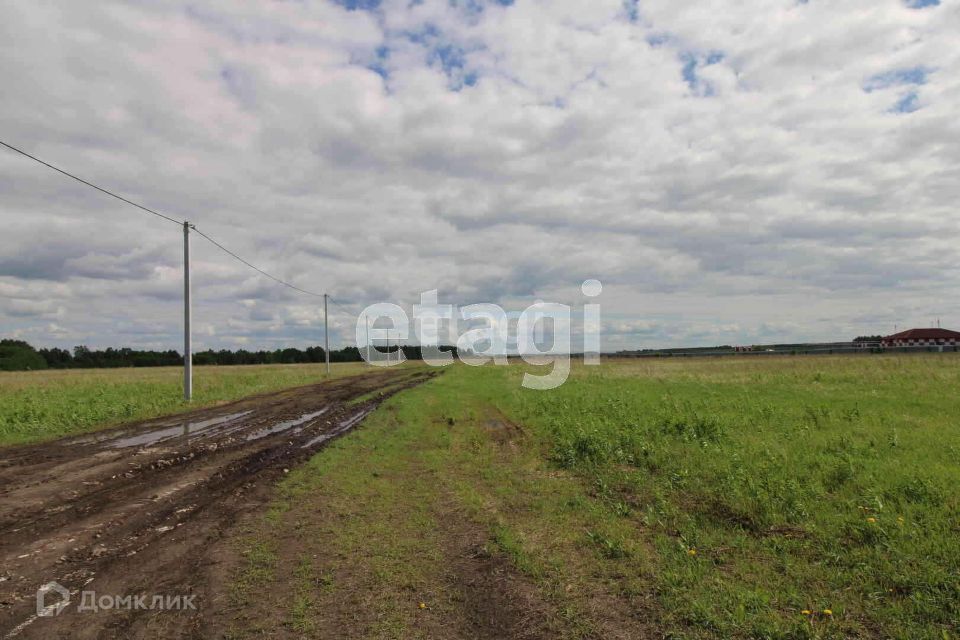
[
  {"x1": 231, "y1": 354, "x2": 959, "y2": 639},
  {"x1": 510, "y1": 356, "x2": 960, "y2": 638},
  {"x1": 0, "y1": 362, "x2": 373, "y2": 446},
  {"x1": 3, "y1": 355, "x2": 957, "y2": 637}
]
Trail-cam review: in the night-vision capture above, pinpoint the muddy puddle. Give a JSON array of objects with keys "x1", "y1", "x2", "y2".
[{"x1": 106, "y1": 410, "x2": 255, "y2": 449}]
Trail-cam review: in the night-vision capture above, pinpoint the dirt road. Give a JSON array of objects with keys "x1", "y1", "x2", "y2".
[{"x1": 0, "y1": 368, "x2": 436, "y2": 639}]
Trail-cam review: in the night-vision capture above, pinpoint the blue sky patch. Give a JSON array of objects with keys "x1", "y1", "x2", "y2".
[
  {"x1": 366, "y1": 45, "x2": 391, "y2": 80},
  {"x1": 864, "y1": 66, "x2": 932, "y2": 92},
  {"x1": 431, "y1": 43, "x2": 467, "y2": 74},
  {"x1": 445, "y1": 0, "x2": 513, "y2": 19},
  {"x1": 448, "y1": 0, "x2": 484, "y2": 15},
  {"x1": 892, "y1": 92, "x2": 921, "y2": 113},
  {"x1": 680, "y1": 50, "x2": 724, "y2": 96},
  {"x1": 404, "y1": 23, "x2": 441, "y2": 45},
  {"x1": 905, "y1": 0, "x2": 939, "y2": 7},
  {"x1": 401, "y1": 24, "x2": 482, "y2": 90},
  {"x1": 330, "y1": 0, "x2": 382, "y2": 10},
  {"x1": 647, "y1": 33, "x2": 676, "y2": 49},
  {"x1": 646, "y1": 33, "x2": 672, "y2": 47}
]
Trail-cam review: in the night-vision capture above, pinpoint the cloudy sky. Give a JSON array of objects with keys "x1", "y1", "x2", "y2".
[{"x1": 1, "y1": 0, "x2": 958, "y2": 352}]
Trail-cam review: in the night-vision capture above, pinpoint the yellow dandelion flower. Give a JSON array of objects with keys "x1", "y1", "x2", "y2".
[
  {"x1": 801, "y1": 610, "x2": 812, "y2": 615},
  {"x1": 867, "y1": 517, "x2": 876, "y2": 523},
  {"x1": 687, "y1": 549, "x2": 697, "y2": 556},
  {"x1": 823, "y1": 609, "x2": 833, "y2": 616},
  {"x1": 418, "y1": 602, "x2": 427, "y2": 609}
]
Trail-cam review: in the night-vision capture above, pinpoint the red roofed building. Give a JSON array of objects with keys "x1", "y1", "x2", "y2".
[{"x1": 882, "y1": 328, "x2": 960, "y2": 347}]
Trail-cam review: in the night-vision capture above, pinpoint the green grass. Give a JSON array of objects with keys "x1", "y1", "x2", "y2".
[
  {"x1": 25, "y1": 354, "x2": 954, "y2": 637},
  {"x1": 241, "y1": 363, "x2": 615, "y2": 638},
  {"x1": 231, "y1": 539, "x2": 278, "y2": 604},
  {"x1": 495, "y1": 355, "x2": 960, "y2": 638},
  {"x1": 0, "y1": 362, "x2": 372, "y2": 447},
  {"x1": 243, "y1": 394, "x2": 454, "y2": 638},
  {"x1": 252, "y1": 354, "x2": 959, "y2": 639}
]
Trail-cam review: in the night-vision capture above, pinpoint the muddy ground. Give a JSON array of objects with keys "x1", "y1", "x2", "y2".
[{"x1": 0, "y1": 368, "x2": 436, "y2": 639}]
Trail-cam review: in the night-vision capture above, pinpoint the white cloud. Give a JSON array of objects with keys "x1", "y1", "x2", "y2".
[{"x1": 1, "y1": 0, "x2": 958, "y2": 350}]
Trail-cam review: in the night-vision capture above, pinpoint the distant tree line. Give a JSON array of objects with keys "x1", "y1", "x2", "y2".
[
  {"x1": 619, "y1": 336, "x2": 890, "y2": 357},
  {"x1": 0, "y1": 339, "x2": 49, "y2": 371},
  {"x1": 0, "y1": 339, "x2": 458, "y2": 371}
]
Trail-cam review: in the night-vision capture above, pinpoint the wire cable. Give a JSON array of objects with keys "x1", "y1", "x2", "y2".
[
  {"x1": 192, "y1": 227, "x2": 327, "y2": 299},
  {"x1": 1, "y1": 139, "x2": 332, "y2": 301},
  {"x1": 328, "y1": 297, "x2": 357, "y2": 316},
  {"x1": 0, "y1": 140, "x2": 184, "y2": 226}
]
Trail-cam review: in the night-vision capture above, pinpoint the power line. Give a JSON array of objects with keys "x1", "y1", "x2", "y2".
[
  {"x1": 0, "y1": 139, "x2": 184, "y2": 226},
  {"x1": 192, "y1": 227, "x2": 326, "y2": 299},
  {"x1": 328, "y1": 297, "x2": 358, "y2": 316},
  {"x1": 1, "y1": 139, "x2": 330, "y2": 300}
]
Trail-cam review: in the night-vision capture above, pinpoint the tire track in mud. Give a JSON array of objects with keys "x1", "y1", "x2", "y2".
[{"x1": 0, "y1": 368, "x2": 437, "y2": 639}]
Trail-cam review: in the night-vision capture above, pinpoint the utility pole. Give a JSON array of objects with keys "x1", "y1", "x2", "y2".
[
  {"x1": 183, "y1": 221, "x2": 192, "y2": 402},
  {"x1": 324, "y1": 293, "x2": 330, "y2": 375}
]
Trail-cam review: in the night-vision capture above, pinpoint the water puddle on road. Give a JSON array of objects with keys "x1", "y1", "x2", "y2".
[
  {"x1": 107, "y1": 411, "x2": 254, "y2": 449},
  {"x1": 301, "y1": 408, "x2": 372, "y2": 449},
  {"x1": 244, "y1": 407, "x2": 330, "y2": 442}
]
